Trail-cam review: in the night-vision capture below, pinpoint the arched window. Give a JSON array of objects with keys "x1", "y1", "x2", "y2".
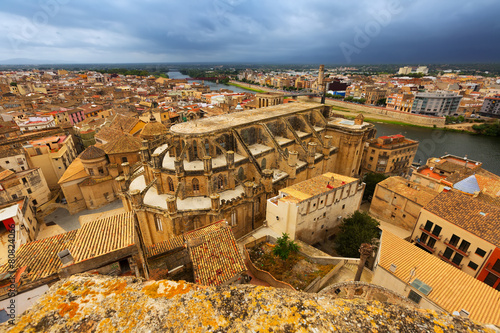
[
  {"x1": 192, "y1": 178, "x2": 200, "y2": 193},
  {"x1": 192, "y1": 140, "x2": 198, "y2": 159},
  {"x1": 205, "y1": 139, "x2": 210, "y2": 155},
  {"x1": 237, "y1": 167, "x2": 244, "y2": 181},
  {"x1": 168, "y1": 177, "x2": 174, "y2": 192},
  {"x1": 155, "y1": 215, "x2": 163, "y2": 232},
  {"x1": 217, "y1": 174, "x2": 224, "y2": 190},
  {"x1": 121, "y1": 156, "x2": 128, "y2": 163},
  {"x1": 261, "y1": 158, "x2": 267, "y2": 170}
]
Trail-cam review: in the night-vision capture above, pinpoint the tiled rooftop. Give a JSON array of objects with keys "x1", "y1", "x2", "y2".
[
  {"x1": 145, "y1": 220, "x2": 228, "y2": 258},
  {"x1": 187, "y1": 223, "x2": 246, "y2": 286},
  {"x1": 280, "y1": 172, "x2": 358, "y2": 202},
  {"x1": 424, "y1": 190, "x2": 500, "y2": 246},
  {"x1": 70, "y1": 211, "x2": 135, "y2": 263},
  {"x1": 376, "y1": 176, "x2": 438, "y2": 206},
  {"x1": 378, "y1": 230, "x2": 500, "y2": 326},
  {"x1": 0, "y1": 230, "x2": 77, "y2": 283}
]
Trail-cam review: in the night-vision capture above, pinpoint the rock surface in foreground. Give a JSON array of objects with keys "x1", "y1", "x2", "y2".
[{"x1": 1, "y1": 274, "x2": 495, "y2": 332}]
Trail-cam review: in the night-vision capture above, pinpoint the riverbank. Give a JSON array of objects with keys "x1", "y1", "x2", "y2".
[{"x1": 227, "y1": 82, "x2": 267, "y2": 93}]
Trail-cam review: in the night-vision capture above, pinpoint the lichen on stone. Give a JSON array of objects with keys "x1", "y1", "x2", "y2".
[{"x1": 1, "y1": 273, "x2": 495, "y2": 333}]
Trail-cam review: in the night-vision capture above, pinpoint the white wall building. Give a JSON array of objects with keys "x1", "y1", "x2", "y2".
[{"x1": 266, "y1": 172, "x2": 364, "y2": 245}]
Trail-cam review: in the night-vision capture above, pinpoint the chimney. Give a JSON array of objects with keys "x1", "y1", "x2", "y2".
[{"x1": 57, "y1": 249, "x2": 74, "y2": 266}]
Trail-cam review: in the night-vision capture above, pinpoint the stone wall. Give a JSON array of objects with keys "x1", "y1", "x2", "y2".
[
  {"x1": 298, "y1": 96, "x2": 446, "y2": 127},
  {"x1": 321, "y1": 280, "x2": 414, "y2": 307}
]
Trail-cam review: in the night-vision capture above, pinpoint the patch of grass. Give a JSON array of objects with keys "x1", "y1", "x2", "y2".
[
  {"x1": 249, "y1": 243, "x2": 334, "y2": 290},
  {"x1": 227, "y1": 82, "x2": 266, "y2": 93}
]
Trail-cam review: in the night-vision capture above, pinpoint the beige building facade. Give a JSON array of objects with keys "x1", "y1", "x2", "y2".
[
  {"x1": 119, "y1": 102, "x2": 375, "y2": 251},
  {"x1": 24, "y1": 135, "x2": 77, "y2": 190},
  {"x1": 266, "y1": 172, "x2": 364, "y2": 245}
]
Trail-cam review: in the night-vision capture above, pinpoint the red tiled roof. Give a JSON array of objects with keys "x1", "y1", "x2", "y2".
[
  {"x1": 0, "y1": 230, "x2": 77, "y2": 283},
  {"x1": 187, "y1": 224, "x2": 246, "y2": 286},
  {"x1": 145, "y1": 221, "x2": 228, "y2": 258}
]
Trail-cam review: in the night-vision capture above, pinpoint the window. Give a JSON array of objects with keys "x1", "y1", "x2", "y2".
[
  {"x1": 424, "y1": 220, "x2": 433, "y2": 231},
  {"x1": 410, "y1": 278, "x2": 432, "y2": 295},
  {"x1": 452, "y1": 253, "x2": 463, "y2": 266},
  {"x1": 217, "y1": 175, "x2": 224, "y2": 190},
  {"x1": 475, "y1": 248, "x2": 486, "y2": 257},
  {"x1": 231, "y1": 210, "x2": 237, "y2": 226},
  {"x1": 443, "y1": 247, "x2": 453, "y2": 260},
  {"x1": 419, "y1": 233, "x2": 428, "y2": 243},
  {"x1": 192, "y1": 178, "x2": 200, "y2": 193},
  {"x1": 458, "y1": 240, "x2": 470, "y2": 253},
  {"x1": 369, "y1": 157, "x2": 373, "y2": 161},
  {"x1": 121, "y1": 156, "x2": 128, "y2": 163},
  {"x1": 88, "y1": 168, "x2": 94, "y2": 176},
  {"x1": 342, "y1": 204, "x2": 345, "y2": 209},
  {"x1": 484, "y1": 273, "x2": 498, "y2": 287},
  {"x1": 193, "y1": 140, "x2": 198, "y2": 158},
  {"x1": 32, "y1": 199, "x2": 37, "y2": 205},
  {"x1": 168, "y1": 177, "x2": 174, "y2": 191},
  {"x1": 155, "y1": 215, "x2": 163, "y2": 232},
  {"x1": 493, "y1": 259, "x2": 500, "y2": 273},
  {"x1": 27, "y1": 188, "x2": 32, "y2": 194},
  {"x1": 408, "y1": 290, "x2": 422, "y2": 304},
  {"x1": 468, "y1": 261, "x2": 478, "y2": 270},
  {"x1": 427, "y1": 238, "x2": 436, "y2": 248},
  {"x1": 98, "y1": 167, "x2": 104, "y2": 175},
  {"x1": 449, "y1": 234, "x2": 460, "y2": 247},
  {"x1": 261, "y1": 158, "x2": 267, "y2": 170},
  {"x1": 432, "y1": 225, "x2": 442, "y2": 237}
]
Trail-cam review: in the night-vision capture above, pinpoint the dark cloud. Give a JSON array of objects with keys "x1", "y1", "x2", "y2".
[{"x1": 0, "y1": 0, "x2": 498, "y2": 63}]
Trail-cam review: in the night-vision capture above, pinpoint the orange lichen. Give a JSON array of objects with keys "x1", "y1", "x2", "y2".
[
  {"x1": 142, "y1": 281, "x2": 191, "y2": 299},
  {"x1": 102, "y1": 280, "x2": 128, "y2": 296},
  {"x1": 58, "y1": 302, "x2": 79, "y2": 318}
]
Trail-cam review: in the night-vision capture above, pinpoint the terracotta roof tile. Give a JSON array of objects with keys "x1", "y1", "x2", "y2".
[
  {"x1": 379, "y1": 230, "x2": 500, "y2": 326},
  {"x1": 187, "y1": 223, "x2": 245, "y2": 286},
  {"x1": 102, "y1": 134, "x2": 142, "y2": 154},
  {"x1": 145, "y1": 221, "x2": 227, "y2": 258},
  {"x1": 424, "y1": 190, "x2": 500, "y2": 246},
  {"x1": 0, "y1": 230, "x2": 77, "y2": 283},
  {"x1": 80, "y1": 145, "x2": 106, "y2": 160},
  {"x1": 70, "y1": 211, "x2": 135, "y2": 263}
]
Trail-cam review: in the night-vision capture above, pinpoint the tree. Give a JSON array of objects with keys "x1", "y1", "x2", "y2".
[
  {"x1": 376, "y1": 98, "x2": 386, "y2": 106},
  {"x1": 273, "y1": 233, "x2": 299, "y2": 260},
  {"x1": 362, "y1": 172, "x2": 388, "y2": 201},
  {"x1": 335, "y1": 211, "x2": 379, "y2": 258}
]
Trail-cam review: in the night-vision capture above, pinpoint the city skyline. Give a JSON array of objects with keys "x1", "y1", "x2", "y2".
[{"x1": 1, "y1": 0, "x2": 499, "y2": 64}]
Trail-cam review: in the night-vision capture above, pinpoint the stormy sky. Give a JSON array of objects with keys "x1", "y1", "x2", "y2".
[{"x1": 0, "y1": 0, "x2": 499, "y2": 64}]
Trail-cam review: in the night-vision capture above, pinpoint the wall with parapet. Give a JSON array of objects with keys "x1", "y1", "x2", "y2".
[{"x1": 297, "y1": 96, "x2": 446, "y2": 127}]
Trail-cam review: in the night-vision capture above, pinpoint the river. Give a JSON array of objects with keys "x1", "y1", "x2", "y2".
[
  {"x1": 168, "y1": 70, "x2": 500, "y2": 175},
  {"x1": 167, "y1": 70, "x2": 252, "y2": 93},
  {"x1": 373, "y1": 122, "x2": 500, "y2": 175}
]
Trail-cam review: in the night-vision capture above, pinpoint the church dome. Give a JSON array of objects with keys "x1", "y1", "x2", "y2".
[{"x1": 80, "y1": 145, "x2": 106, "y2": 161}]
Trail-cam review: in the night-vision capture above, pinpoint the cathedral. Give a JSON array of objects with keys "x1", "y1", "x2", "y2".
[{"x1": 117, "y1": 100, "x2": 375, "y2": 248}]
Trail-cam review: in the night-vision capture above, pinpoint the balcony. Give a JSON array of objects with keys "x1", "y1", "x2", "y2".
[
  {"x1": 443, "y1": 239, "x2": 470, "y2": 257},
  {"x1": 438, "y1": 251, "x2": 462, "y2": 269},
  {"x1": 485, "y1": 263, "x2": 500, "y2": 278},
  {"x1": 419, "y1": 224, "x2": 442, "y2": 240},
  {"x1": 415, "y1": 239, "x2": 435, "y2": 253}
]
